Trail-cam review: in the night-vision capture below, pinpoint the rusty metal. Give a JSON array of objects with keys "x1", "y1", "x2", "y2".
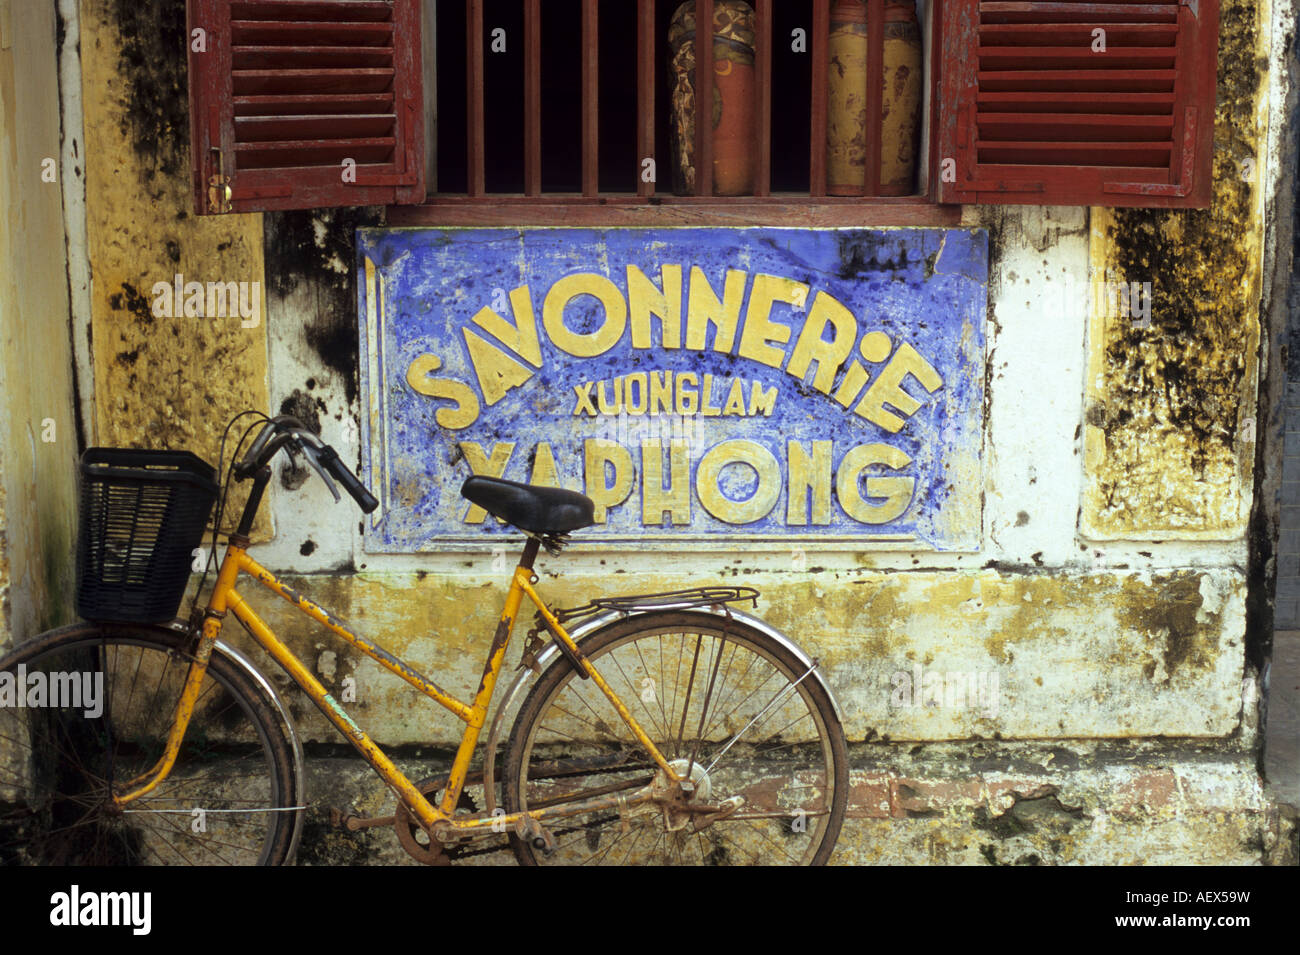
[
  {"x1": 535, "y1": 610, "x2": 590, "y2": 679},
  {"x1": 754, "y1": 0, "x2": 773, "y2": 196},
  {"x1": 864, "y1": 0, "x2": 885, "y2": 196},
  {"x1": 637, "y1": 0, "x2": 656, "y2": 198},
  {"x1": 552, "y1": 586, "x2": 760, "y2": 623},
  {"x1": 524, "y1": 0, "x2": 541, "y2": 196},
  {"x1": 810, "y1": 0, "x2": 830, "y2": 195},
  {"x1": 694, "y1": 0, "x2": 714, "y2": 196},
  {"x1": 395, "y1": 773, "x2": 481, "y2": 865},
  {"x1": 582, "y1": 0, "x2": 599, "y2": 197},
  {"x1": 466, "y1": 0, "x2": 485, "y2": 196},
  {"x1": 518, "y1": 626, "x2": 546, "y2": 674}
]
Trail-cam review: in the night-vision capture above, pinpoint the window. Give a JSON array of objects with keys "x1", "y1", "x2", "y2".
[{"x1": 187, "y1": 0, "x2": 1220, "y2": 218}]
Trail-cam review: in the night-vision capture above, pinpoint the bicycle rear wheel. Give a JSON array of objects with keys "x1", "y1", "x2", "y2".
[
  {"x1": 502, "y1": 611, "x2": 847, "y2": 865},
  {"x1": 0, "y1": 622, "x2": 301, "y2": 865}
]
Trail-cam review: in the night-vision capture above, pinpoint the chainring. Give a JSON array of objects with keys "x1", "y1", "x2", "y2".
[{"x1": 394, "y1": 774, "x2": 478, "y2": 865}]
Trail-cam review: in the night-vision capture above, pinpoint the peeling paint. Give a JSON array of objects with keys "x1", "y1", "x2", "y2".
[{"x1": 1082, "y1": 0, "x2": 1265, "y2": 538}]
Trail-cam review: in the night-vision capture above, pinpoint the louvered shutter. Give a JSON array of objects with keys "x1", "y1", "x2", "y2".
[
  {"x1": 936, "y1": 0, "x2": 1218, "y2": 207},
  {"x1": 188, "y1": 0, "x2": 425, "y2": 214}
]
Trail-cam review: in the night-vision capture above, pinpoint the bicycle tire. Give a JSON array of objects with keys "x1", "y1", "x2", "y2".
[
  {"x1": 0, "y1": 622, "x2": 300, "y2": 865},
  {"x1": 502, "y1": 610, "x2": 848, "y2": 865}
]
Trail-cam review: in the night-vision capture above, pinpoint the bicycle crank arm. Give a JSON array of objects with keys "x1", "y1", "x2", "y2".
[{"x1": 330, "y1": 808, "x2": 396, "y2": 831}]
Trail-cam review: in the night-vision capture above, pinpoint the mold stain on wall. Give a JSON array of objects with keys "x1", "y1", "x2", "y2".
[
  {"x1": 1082, "y1": 0, "x2": 1265, "y2": 538},
  {"x1": 264, "y1": 207, "x2": 383, "y2": 410},
  {"x1": 81, "y1": 0, "x2": 271, "y2": 532}
]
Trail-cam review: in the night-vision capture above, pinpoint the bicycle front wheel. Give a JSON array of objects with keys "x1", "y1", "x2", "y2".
[
  {"x1": 0, "y1": 622, "x2": 301, "y2": 865},
  {"x1": 502, "y1": 611, "x2": 847, "y2": 865}
]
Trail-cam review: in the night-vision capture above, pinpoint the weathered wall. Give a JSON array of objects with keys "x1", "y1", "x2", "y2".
[
  {"x1": 0, "y1": 0, "x2": 79, "y2": 648},
  {"x1": 1082, "y1": 0, "x2": 1268, "y2": 541},
  {"x1": 77, "y1": 0, "x2": 270, "y2": 499},
  {"x1": 55, "y1": 0, "x2": 1293, "y2": 864}
]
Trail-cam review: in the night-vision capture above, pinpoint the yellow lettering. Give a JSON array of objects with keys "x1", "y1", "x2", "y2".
[
  {"x1": 697, "y1": 440, "x2": 781, "y2": 524},
  {"x1": 748, "y1": 381, "x2": 777, "y2": 416},
  {"x1": 625, "y1": 372, "x2": 649, "y2": 415},
  {"x1": 458, "y1": 442, "x2": 516, "y2": 522},
  {"x1": 528, "y1": 442, "x2": 561, "y2": 487},
  {"x1": 573, "y1": 382, "x2": 599, "y2": 416},
  {"x1": 469, "y1": 285, "x2": 542, "y2": 367},
  {"x1": 405, "y1": 354, "x2": 481, "y2": 429},
  {"x1": 685, "y1": 267, "x2": 747, "y2": 352},
  {"x1": 584, "y1": 439, "x2": 634, "y2": 523},
  {"x1": 787, "y1": 440, "x2": 833, "y2": 525},
  {"x1": 650, "y1": 371, "x2": 674, "y2": 414},
  {"x1": 853, "y1": 343, "x2": 943, "y2": 432},
  {"x1": 596, "y1": 378, "x2": 621, "y2": 415},
  {"x1": 837, "y1": 444, "x2": 914, "y2": 524},
  {"x1": 833, "y1": 362, "x2": 870, "y2": 409},
  {"x1": 738, "y1": 273, "x2": 807, "y2": 369},
  {"x1": 786, "y1": 291, "x2": 857, "y2": 394},
  {"x1": 641, "y1": 439, "x2": 691, "y2": 525},
  {"x1": 722, "y1": 378, "x2": 747, "y2": 415},
  {"x1": 675, "y1": 372, "x2": 699, "y2": 415},
  {"x1": 627, "y1": 264, "x2": 683, "y2": 350},
  {"x1": 701, "y1": 374, "x2": 722, "y2": 417},
  {"x1": 462, "y1": 327, "x2": 536, "y2": 405},
  {"x1": 543, "y1": 273, "x2": 627, "y2": 357}
]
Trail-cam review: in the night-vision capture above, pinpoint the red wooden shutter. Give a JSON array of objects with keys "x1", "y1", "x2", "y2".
[
  {"x1": 188, "y1": 0, "x2": 425, "y2": 214},
  {"x1": 936, "y1": 0, "x2": 1218, "y2": 207}
]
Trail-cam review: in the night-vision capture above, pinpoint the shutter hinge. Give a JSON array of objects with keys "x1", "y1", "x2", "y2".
[{"x1": 207, "y1": 148, "x2": 232, "y2": 214}]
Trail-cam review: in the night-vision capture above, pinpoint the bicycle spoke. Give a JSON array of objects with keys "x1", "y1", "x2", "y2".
[{"x1": 505, "y1": 614, "x2": 844, "y2": 866}]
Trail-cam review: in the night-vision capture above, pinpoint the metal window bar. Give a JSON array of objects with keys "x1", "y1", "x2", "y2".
[
  {"x1": 466, "y1": 0, "x2": 485, "y2": 196},
  {"x1": 524, "y1": 0, "x2": 541, "y2": 195},
  {"x1": 864, "y1": 0, "x2": 885, "y2": 196},
  {"x1": 582, "y1": 0, "x2": 599, "y2": 197},
  {"x1": 754, "y1": 0, "x2": 773, "y2": 197},
  {"x1": 809, "y1": 0, "x2": 829, "y2": 196},
  {"x1": 449, "y1": 0, "x2": 923, "y2": 203},
  {"x1": 694, "y1": 0, "x2": 714, "y2": 196},
  {"x1": 637, "y1": 0, "x2": 656, "y2": 198}
]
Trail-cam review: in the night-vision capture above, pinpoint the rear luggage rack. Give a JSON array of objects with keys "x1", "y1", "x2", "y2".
[{"x1": 552, "y1": 587, "x2": 760, "y2": 624}]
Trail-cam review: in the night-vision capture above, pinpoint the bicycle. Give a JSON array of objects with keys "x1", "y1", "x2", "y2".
[{"x1": 0, "y1": 412, "x2": 848, "y2": 865}]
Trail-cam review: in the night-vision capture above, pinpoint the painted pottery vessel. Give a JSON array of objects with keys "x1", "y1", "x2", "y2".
[
  {"x1": 668, "y1": 1, "x2": 756, "y2": 195},
  {"x1": 827, "y1": 0, "x2": 922, "y2": 195}
]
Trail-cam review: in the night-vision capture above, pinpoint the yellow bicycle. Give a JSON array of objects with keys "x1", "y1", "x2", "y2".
[{"x1": 0, "y1": 412, "x2": 847, "y2": 865}]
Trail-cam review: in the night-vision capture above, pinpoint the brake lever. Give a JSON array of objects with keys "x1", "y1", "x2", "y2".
[{"x1": 298, "y1": 440, "x2": 342, "y2": 503}]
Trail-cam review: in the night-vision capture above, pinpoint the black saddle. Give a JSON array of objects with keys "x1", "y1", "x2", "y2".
[{"x1": 460, "y1": 476, "x2": 595, "y2": 539}]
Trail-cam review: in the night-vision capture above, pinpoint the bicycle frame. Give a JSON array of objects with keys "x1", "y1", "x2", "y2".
[{"x1": 112, "y1": 534, "x2": 683, "y2": 839}]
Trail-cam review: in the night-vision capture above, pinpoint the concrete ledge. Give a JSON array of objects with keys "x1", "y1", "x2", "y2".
[{"x1": 216, "y1": 566, "x2": 1248, "y2": 744}]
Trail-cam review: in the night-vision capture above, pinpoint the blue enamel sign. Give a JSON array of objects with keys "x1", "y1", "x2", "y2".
[{"x1": 357, "y1": 228, "x2": 986, "y2": 551}]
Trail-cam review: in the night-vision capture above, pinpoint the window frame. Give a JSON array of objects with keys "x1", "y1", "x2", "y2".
[{"x1": 391, "y1": 0, "x2": 960, "y2": 228}]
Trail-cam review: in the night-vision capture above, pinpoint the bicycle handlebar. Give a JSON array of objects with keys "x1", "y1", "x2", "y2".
[
  {"x1": 318, "y1": 444, "x2": 379, "y2": 513},
  {"x1": 234, "y1": 416, "x2": 378, "y2": 514}
]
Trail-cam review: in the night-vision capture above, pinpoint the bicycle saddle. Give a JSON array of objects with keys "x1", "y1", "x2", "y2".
[{"x1": 460, "y1": 476, "x2": 595, "y2": 536}]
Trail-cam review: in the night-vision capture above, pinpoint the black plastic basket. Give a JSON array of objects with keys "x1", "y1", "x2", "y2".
[{"x1": 76, "y1": 448, "x2": 219, "y2": 623}]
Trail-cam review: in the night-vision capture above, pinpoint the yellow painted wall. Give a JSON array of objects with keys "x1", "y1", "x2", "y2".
[
  {"x1": 0, "y1": 0, "x2": 79, "y2": 643},
  {"x1": 1082, "y1": 0, "x2": 1267, "y2": 538},
  {"x1": 78, "y1": 0, "x2": 270, "y2": 475}
]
